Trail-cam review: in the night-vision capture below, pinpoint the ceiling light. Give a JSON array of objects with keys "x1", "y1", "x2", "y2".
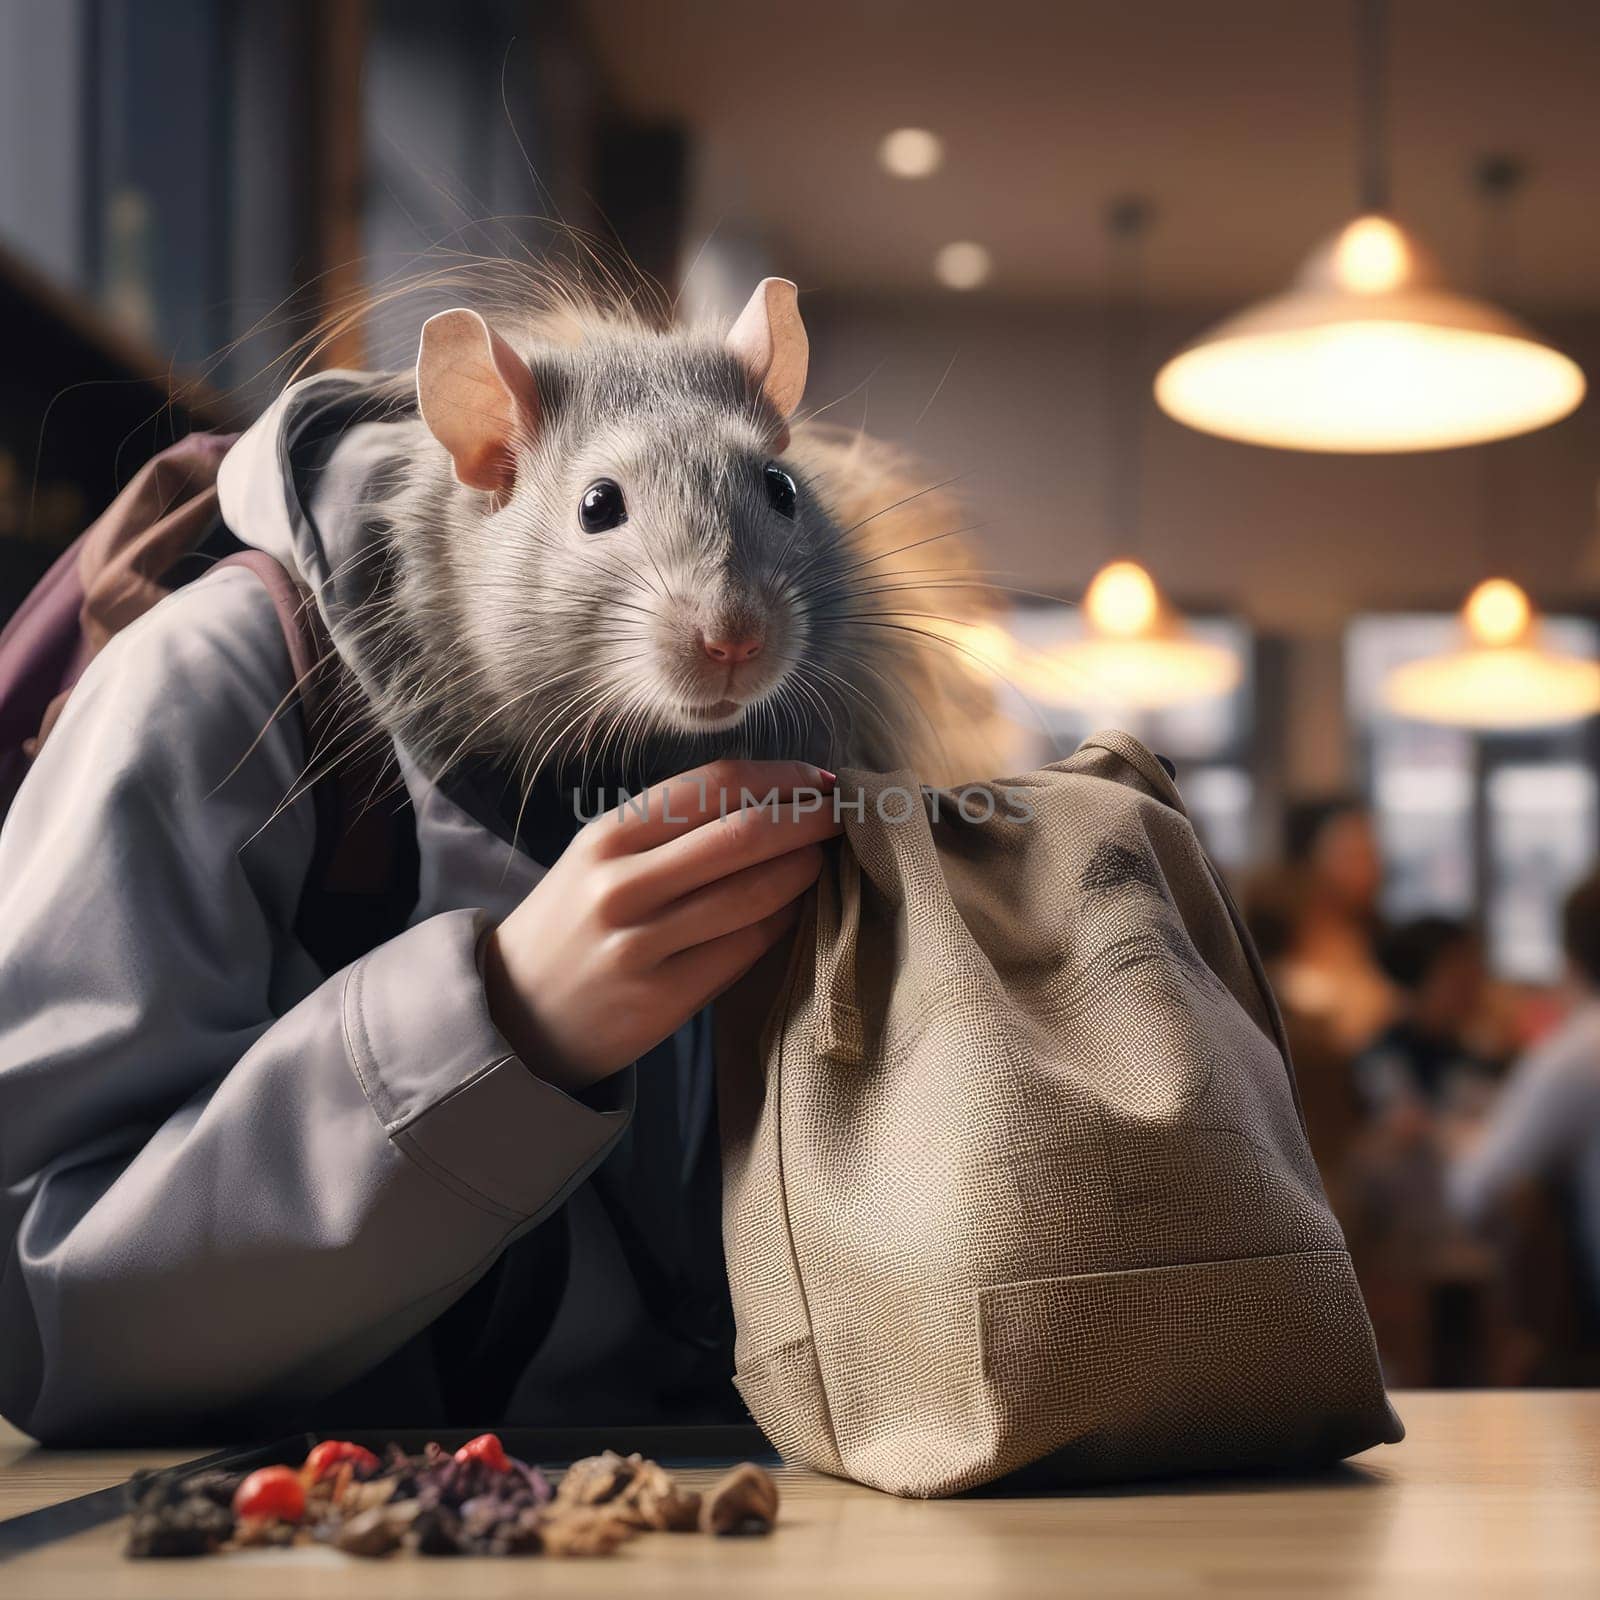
[
  {"x1": 1461, "y1": 577, "x2": 1531, "y2": 647},
  {"x1": 934, "y1": 241, "x2": 991, "y2": 291},
  {"x1": 922, "y1": 577, "x2": 1240, "y2": 713},
  {"x1": 1382, "y1": 578, "x2": 1600, "y2": 729},
  {"x1": 1044, "y1": 561, "x2": 1242, "y2": 710},
  {"x1": 1154, "y1": 0, "x2": 1585, "y2": 453},
  {"x1": 1036, "y1": 206, "x2": 1239, "y2": 711},
  {"x1": 878, "y1": 127, "x2": 944, "y2": 179},
  {"x1": 1154, "y1": 214, "x2": 1585, "y2": 452},
  {"x1": 1084, "y1": 560, "x2": 1160, "y2": 637}
]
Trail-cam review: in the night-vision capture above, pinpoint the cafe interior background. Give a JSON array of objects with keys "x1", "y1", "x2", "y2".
[{"x1": 4, "y1": 0, "x2": 1600, "y2": 1391}]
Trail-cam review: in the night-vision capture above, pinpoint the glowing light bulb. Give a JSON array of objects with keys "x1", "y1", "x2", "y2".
[
  {"x1": 878, "y1": 128, "x2": 944, "y2": 179},
  {"x1": 1334, "y1": 215, "x2": 1410, "y2": 293},
  {"x1": 934, "y1": 241, "x2": 991, "y2": 291},
  {"x1": 1085, "y1": 560, "x2": 1160, "y2": 638},
  {"x1": 1463, "y1": 577, "x2": 1532, "y2": 647}
]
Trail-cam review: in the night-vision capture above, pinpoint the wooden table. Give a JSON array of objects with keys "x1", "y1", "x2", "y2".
[{"x1": 3, "y1": 1392, "x2": 1598, "y2": 1597}]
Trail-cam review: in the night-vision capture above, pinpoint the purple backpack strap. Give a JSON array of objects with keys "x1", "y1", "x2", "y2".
[
  {"x1": 211, "y1": 550, "x2": 335, "y2": 731},
  {"x1": 0, "y1": 431, "x2": 237, "y2": 808},
  {"x1": 0, "y1": 439, "x2": 414, "y2": 964},
  {"x1": 0, "y1": 540, "x2": 88, "y2": 804}
]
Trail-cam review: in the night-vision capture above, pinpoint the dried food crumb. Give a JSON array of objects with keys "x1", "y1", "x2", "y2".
[
  {"x1": 123, "y1": 1440, "x2": 775, "y2": 1560},
  {"x1": 553, "y1": 1448, "x2": 638, "y2": 1507},
  {"x1": 230, "y1": 1515, "x2": 298, "y2": 1549},
  {"x1": 332, "y1": 1502, "x2": 416, "y2": 1558},
  {"x1": 177, "y1": 1469, "x2": 244, "y2": 1508},
  {"x1": 700, "y1": 1462, "x2": 780, "y2": 1536},
  {"x1": 618, "y1": 1458, "x2": 703, "y2": 1531},
  {"x1": 407, "y1": 1502, "x2": 465, "y2": 1556},
  {"x1": 125, "y1": 1493, "x2": 234, "y2": 1558},
  {"x1": 535, "y1": 1505, "x2": 637, "y2": 1557}
]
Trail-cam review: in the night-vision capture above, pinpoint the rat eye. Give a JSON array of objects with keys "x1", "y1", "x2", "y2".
[
  {"x1": 579, "y1": 479, "x2": 627, "y2": 533},
  {"x1": 764, "y1": 463, "x2": 797, "y2": 519}
]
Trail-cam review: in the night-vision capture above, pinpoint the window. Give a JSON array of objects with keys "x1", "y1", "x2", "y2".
[
  {"x1": 1346, "y1": 614, "x2": 1600, "y2": 981},
  {"x1": 994, "y1": 605, "x2": 1256, "y2": 871}
]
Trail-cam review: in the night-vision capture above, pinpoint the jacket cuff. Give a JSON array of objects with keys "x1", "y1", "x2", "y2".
[{"x1": 343, "y1": 908, "x2": 632, "y2": 1220}]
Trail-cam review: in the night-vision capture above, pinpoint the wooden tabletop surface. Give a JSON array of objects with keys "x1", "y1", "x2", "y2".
[{"x1": 3, "y1": 1391, "x2": 1598, "y2": 1597}]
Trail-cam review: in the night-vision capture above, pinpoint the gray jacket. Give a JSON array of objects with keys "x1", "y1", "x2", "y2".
[{"x1": 0, "y1": 375, "x2": 721, "y2": 1443}]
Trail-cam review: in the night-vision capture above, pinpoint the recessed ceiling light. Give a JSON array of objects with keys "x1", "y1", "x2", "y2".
[
  {"x1": 878, "y1": 128, "x2": 943, "y2": 179},
  {"x1": 934, "y1": 241, "x2": 991, "y2": 291}
]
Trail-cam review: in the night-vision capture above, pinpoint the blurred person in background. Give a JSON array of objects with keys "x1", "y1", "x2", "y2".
[
  {"x1": 1450, "y1": 871, "x2": 1600, "y2": 1324},
  {"x1": 1355, "y1": 917, "x2": 1498, "y2": 1129},
  {"x1": 1245, "y1": 864, "x2": 1360, "y2": 1179},
  {"x1": 1338, "y1": 920, "x2": 1502, "y2": 1386},
  {"x1": 1266, "y1": 796, "x2": 1396, "y2": 1056}
]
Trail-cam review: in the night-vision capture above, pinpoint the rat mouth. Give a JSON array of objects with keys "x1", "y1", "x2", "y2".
[
  {"x1": 676, "y1": 696, "x2": 745, "y2": 726},
  {"x1": 668, "y1": 691, "x2": 755, "y2": 732}
]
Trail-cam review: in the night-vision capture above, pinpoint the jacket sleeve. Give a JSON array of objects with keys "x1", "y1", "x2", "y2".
[
  {"x1": 0, "y1": 568, "x2": 630, "y2": 1442},
  {"x1": 1448, "y1": 1027, "x2": 1600, "y2": 1226}
]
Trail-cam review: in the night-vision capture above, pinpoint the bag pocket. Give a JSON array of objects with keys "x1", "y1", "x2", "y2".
[{"x1": 976, "y1": 1249, "x2": 1403, "y2": 1486}]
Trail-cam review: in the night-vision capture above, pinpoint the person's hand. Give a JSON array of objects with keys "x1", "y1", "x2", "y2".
[{"x1": 483, "y1": 760, "x2": 839, "y2": 1093}]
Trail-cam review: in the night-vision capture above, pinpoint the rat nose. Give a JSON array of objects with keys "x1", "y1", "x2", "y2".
[{"x1": 701, "y1": 632, "x2": 763, "y2": 664}]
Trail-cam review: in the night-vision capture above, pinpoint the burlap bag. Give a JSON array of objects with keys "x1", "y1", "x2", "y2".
[{"x1": 719, "y1": 731, "x2": 1402, "y2": 1496}]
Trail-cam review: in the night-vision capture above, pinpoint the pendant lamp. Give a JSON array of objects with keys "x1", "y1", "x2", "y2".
[
  {"x1": 1154, "y1": 0, "x2": 1584, "y2": 453},
  {"x1": 1379, "y1": 161, "x2": 1600, "y2": 729},
  {"x1": 1048, "y1": 201, "x2": 1241, "y2": 711},
  {"x1": 1045, "y1": 558, "x2": 1242, "y2": 710},
  {"x1": 1382, "y1": 578, "x2": 1600, "y2": 729}
]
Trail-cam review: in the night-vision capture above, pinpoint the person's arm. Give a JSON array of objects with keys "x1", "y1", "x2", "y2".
[
  {"x1": 1448, "y1": 1021, "x2": 1600, "y2": 1225},
  {"x1": 1353, "y1": 1041, "x2": 1423, "y2": 1118},
  {"x1": 0, "y1": 571, "x2": 631, "y2": 1442}
]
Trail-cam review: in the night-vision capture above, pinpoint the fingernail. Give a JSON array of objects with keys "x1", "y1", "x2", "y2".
[{"x1": 818, "y1": 768, "x2": 837, "y2": 785}]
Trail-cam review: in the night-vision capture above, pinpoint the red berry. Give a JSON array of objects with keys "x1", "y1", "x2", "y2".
[
  {"x1": 303, "y1": 1439, "x2": 381, "y2": 1481},
  {"x1": 453, "y1": 1432, "x2": 511, "y2": 1472},
  {"x1": 232, "y1": 1465, "x2": 307, "y2": 1523}
]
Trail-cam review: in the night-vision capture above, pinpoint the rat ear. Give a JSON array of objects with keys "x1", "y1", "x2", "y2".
[
  {"x1": 726, "y1": 278, "x2": 808, "y2": 437},
  {"x1": 416, "y1": 308, "x2": 540, "y2": 493}
]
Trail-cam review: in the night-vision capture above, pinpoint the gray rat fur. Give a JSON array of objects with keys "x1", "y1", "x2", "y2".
[{"x1": 345, "y1": 287, "x2": 997, "y2": 806}]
